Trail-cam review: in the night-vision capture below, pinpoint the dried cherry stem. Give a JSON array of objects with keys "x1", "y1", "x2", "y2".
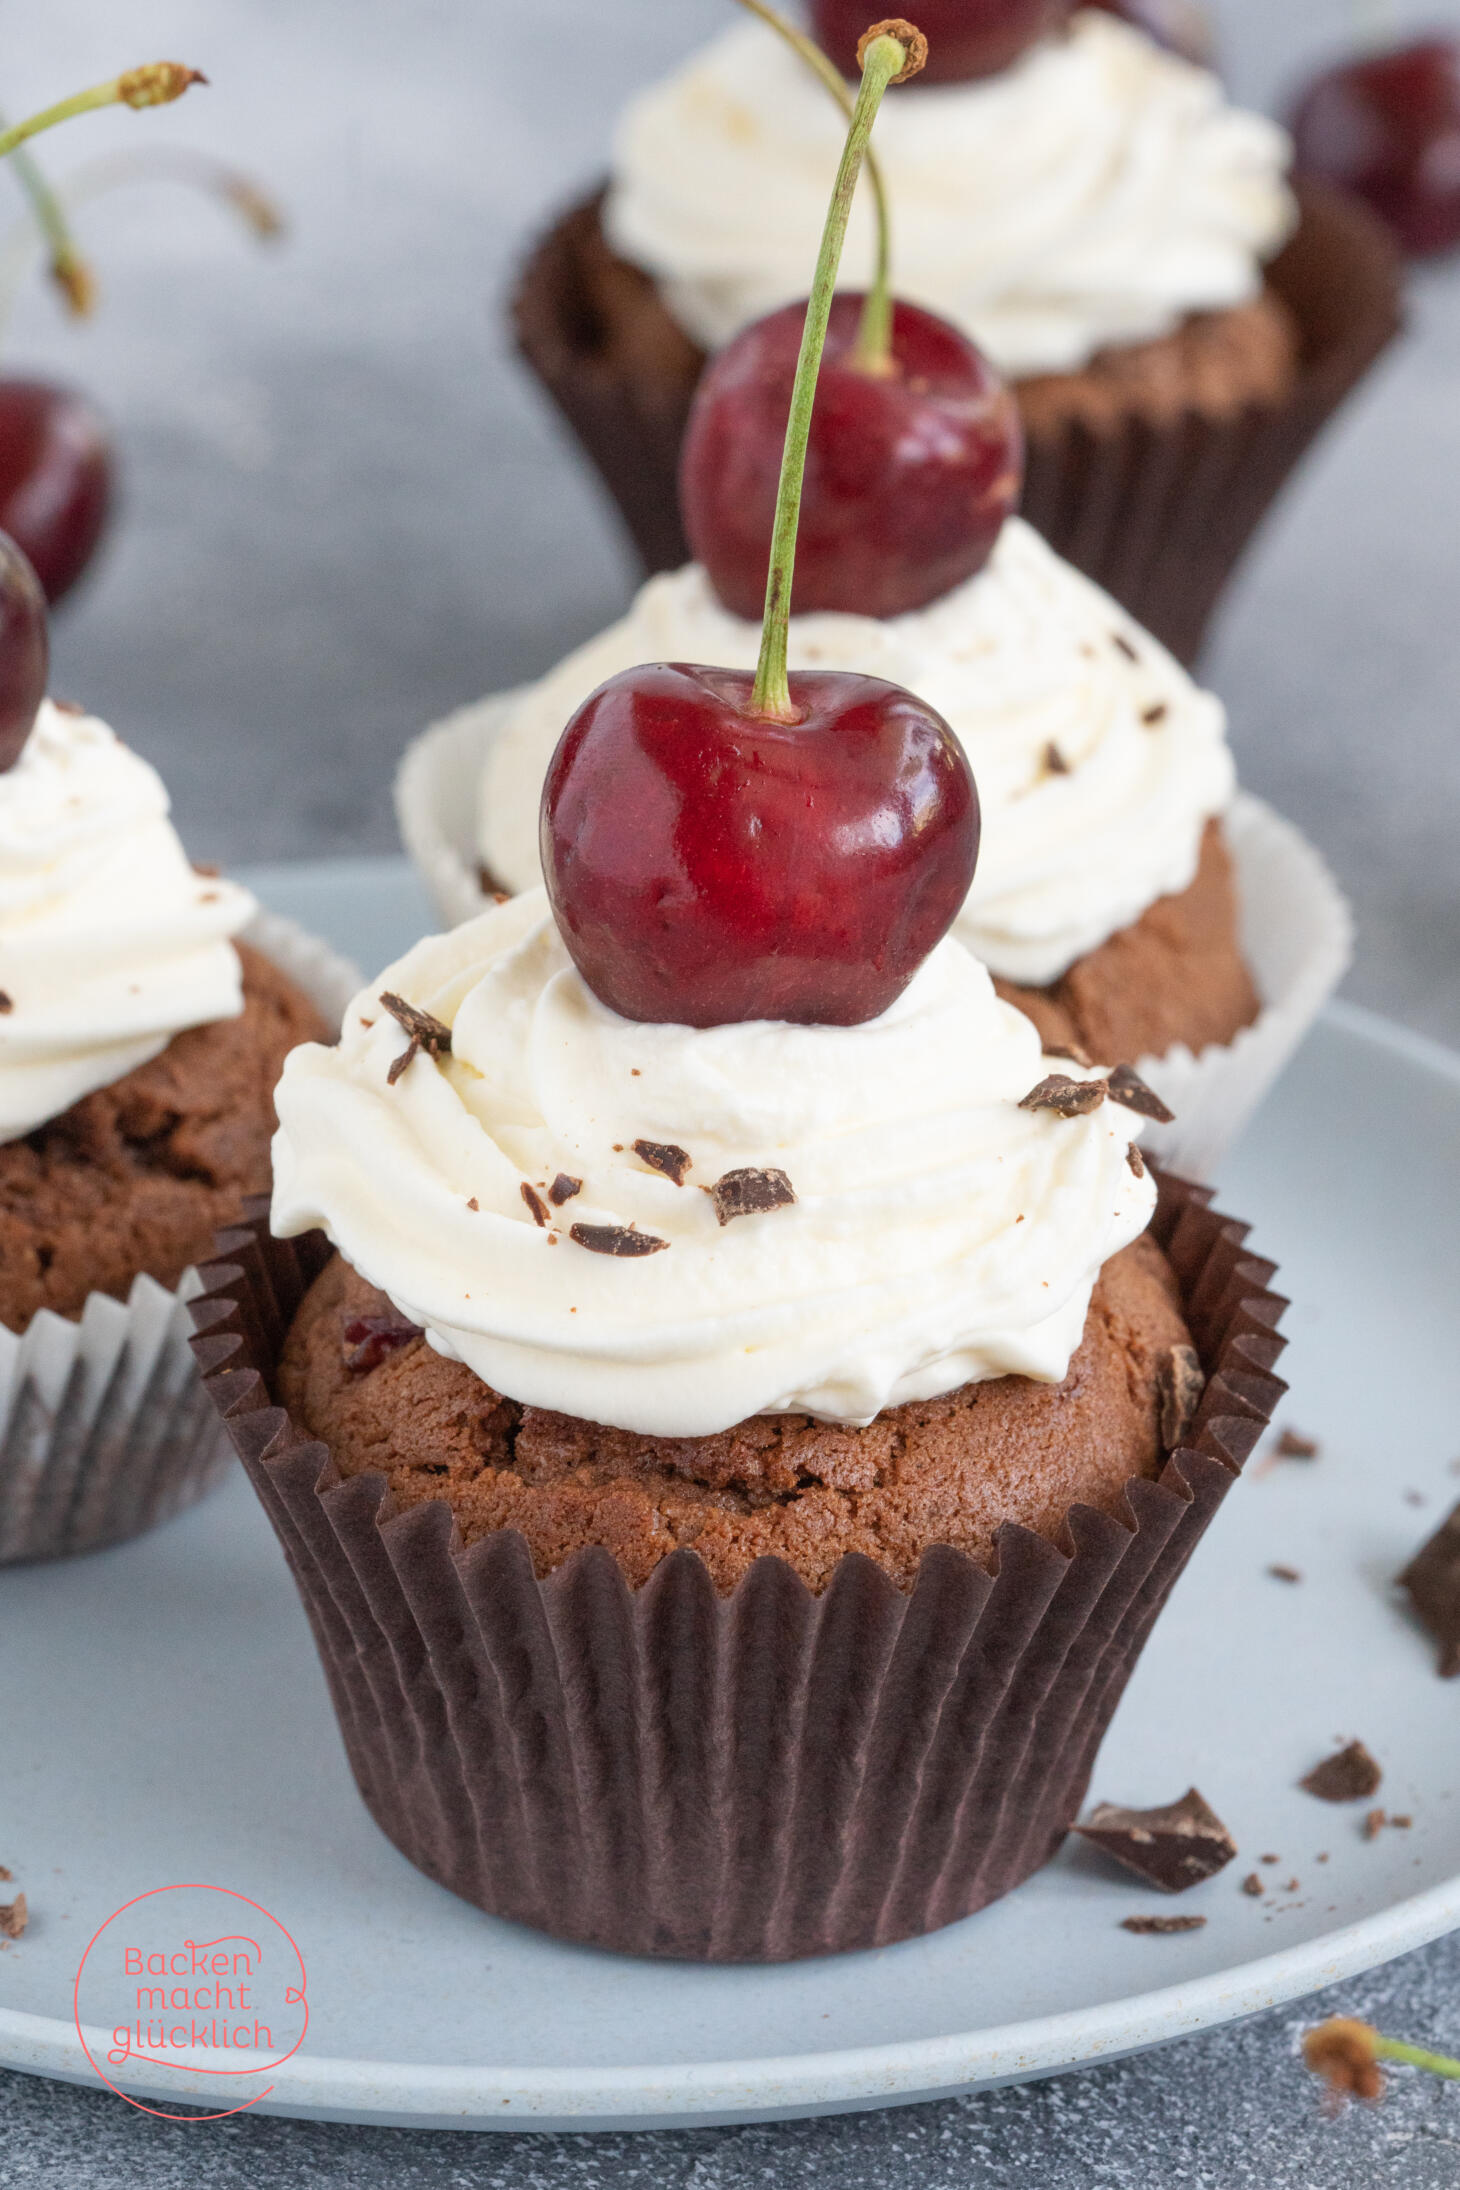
[
  {"x1": 0, "y1": 64, "x2": 205, "y2": 164},
  {"x1": 1304, "y1": 2017, "x2": 1460, "y2": 2105},
  {"x1": 749, "y1": 22, "x2": 925, "y2": 723},
  {"x1": 734, "y1": 0, "x2": 895, "y2": 374}
]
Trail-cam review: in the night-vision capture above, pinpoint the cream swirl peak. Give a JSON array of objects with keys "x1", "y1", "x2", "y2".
[
  {"x1": 270, "y1": 890, "x2": 1156, "y2": 1440},
  {"x1": 605, "y1": 10, "x2": 1296, "y2": 378},
  {"x1": 478, "y1": 518, "x2": 1233, "y2": 987},
  {"x1": 0, "y1": 700, "x2": 256, "y2": 1143}
]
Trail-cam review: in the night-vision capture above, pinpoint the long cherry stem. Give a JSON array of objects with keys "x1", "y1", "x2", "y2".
[
  {"x1": 734, "y1": 0, "x2": 894, "y2": 373},
  {"x1": 3, "y1": 136, "x2": 93, "y2": 314},
  {"x1": 749, "y1": 25, "x2": 921, "y2": 722},
  {"x1": 0, "y1": 66, "x2": 204, "y2": 164}
]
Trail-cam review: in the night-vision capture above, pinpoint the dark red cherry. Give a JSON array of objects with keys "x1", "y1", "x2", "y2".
[
  {"x1": 1290, "y1": 39, "x2": 1460, "y2": 258},
  {"x1": 0, "y1": 531, "x2": 50, "y2": 771},
  {"x1": 681, "y1": 295, "x2": 1021, "y2": 622},
  {"x1": 0, "y1": 381, "x2": 112, "y2": 606},
  {"x1": 1085, "y1": 0, "x2": 1215, "y2": 68},
  {"x1": 813, "y1": 0, "x2": 1071, "y2": 84},
  {"x1": 540, "y1": 662, "x2": 978, "y2": 1026}
]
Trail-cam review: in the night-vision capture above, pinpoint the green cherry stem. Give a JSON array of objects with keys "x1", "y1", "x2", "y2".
[
  {"x1": 0, "y1": 64, "x2": 205, "y2": 164},
  {"x1": 734, "y1": 0, "x2": 895, "y2": 373},
  {"x1": 749, "y1": 21, "x2": 925, "y2": 723},
  {"x1": 3, "y1": 136, "x2": 94, "y2": 314}
]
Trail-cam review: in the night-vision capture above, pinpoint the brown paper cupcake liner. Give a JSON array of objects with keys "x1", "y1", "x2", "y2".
[
  {"x1": 513, "y1": 177, "x2": 1400, "y2": 664},
  {"x1": 189, "y1": 1173, "x2": 1287, "y2": 1962}
]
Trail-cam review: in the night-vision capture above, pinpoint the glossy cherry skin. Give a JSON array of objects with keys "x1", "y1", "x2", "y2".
[
  {"x1": 0, "y1": 531, "x2": 50, "y2": 771},
  {"x1": 541, "y1": 663, "x2": 979, "y2": 1026},
  {"x1": 1290, "y1": 39, "x2": 1460, "y2": 258},
  {"x1": 681, "y1": 295, "x2": 1022, "y2": 623},
  {"x1": 1086, "y1": 0, "x2": 1215, "y2": 67},
  {"x1": 813, "y1": 0, "x2": 1072, "y2": 84},
  {"x1": 0, "y1": 381, "x2": 113, "y2": 606}
]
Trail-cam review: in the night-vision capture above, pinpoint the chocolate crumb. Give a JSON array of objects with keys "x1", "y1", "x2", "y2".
[
  {"x1": 521, "y1": 1182, "x2": 549, "y2": 1227},
  {"x1": 53, "y1": 697, "x2": 86, "y2": 716},
  {"x1": 631, "y1": 1068, "x2": 641, "y2": 1077},
  {"x1": 191, "y1": 860, "x2": 221, "y2": 877},
  {"x1": 1019, "y1": 1072, "x2": 1106, "y2": 1118},
  {"x1": 1284, "y1": 1877, "x2": 1300, "y2": 1892},
  {"x1": 1301, "y1": 1740, "x2": 1382, "y2": 1803},
  {"x1": 474, "y1": 863, "x2": 509, "y2": 903},
  {"x1": 570, "y1": 1223, "x2": 669, "y2": 1258},
  {"x1": 1393, "y1": 1815, "x2": 1413, "y2": 1829},
  {"x1": 548, "y1": 1174, "x2": 583, "y2": 1206},
  {"x1": 1126, "y1": 1142, "x2": 1146, "y2": 1179},
  {"x1": 1075, "y1": 1787, "x2": 1236, "y2": 1893},
  {"x1": 341, "y1": 1311, "x2": 423, "y2": 1374},
  {"x1": 1398, "y1": 1500, "x2": 1460, "y2": 1677},
  {"x1": 1268, "y1": 1563, "x2": 1303, "y2": 1583},
  {"x1": 709, "y1": 1167, "x2": 797, "y2": 1226},
  {"x1": 1121, "y1": 1914, "x2": 1205, "y2": 1935},
  {"x1": 1241, "y1": 1873, "x2": 1263, "y2": 1897},
  {"x1": 612, "y1": 1143, "x2": 624, "y2": 1153},
  {"x1": 1157, "y1": 1344, "x2": 1205, "y2": 1448},
  {"x1": 1363, "y1": 1809, "x2": 1386, "y2": 1841},
  {"x1": 1317, "y1": 1853, "x2": 1330, "y2": 1862},
  {"x1": 1141, "y1": 703, "x2": 1169, "y2": 727},
  {"x1": 1043, "y1": 740, "x2": 1070, "y2": 776},
  {"x1": 1106, "y1": 1063, "x2": 1176, "y2": 1124},
  {"x1": 1275, "y1": 1428, "x2": 1320, "y2": 1459},
  {"x1": 380, "y1": 990, "x2": 452, "y2": 1086},
  {"x1": 467, "y1": 1197, "x2": 479, "y2": 1211},
  {"x1": 0, "y1": 1894, "x2": 26, "y2": 1942},
  {"x1": 0, "y1": 1865, "x2": 10, "y2": 1882},
  {"x1": 1404, "y1": 1489, "x2": 1427, "y2": 1507},
  {"x1": 1045, "y1": 1042, "x2": 1095, "y2": 1069},
  {"x1": 1261, "y1": 1854, "x2": 1280, "y2": 1865},
  {"x1": 0, "y1": 992, "x2": 11, "y2": 1014},
  {"x1": 1112, "y1": 632, "x2": 1139, "y2": 661},
  {"x1": 633, "y1": 1139, "x2": 691, "y2": 1186}
]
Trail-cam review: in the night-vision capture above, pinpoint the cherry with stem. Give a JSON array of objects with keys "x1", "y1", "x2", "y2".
[{"x1": 542, "y1": 22, "x2": 979, "y2": 1030}]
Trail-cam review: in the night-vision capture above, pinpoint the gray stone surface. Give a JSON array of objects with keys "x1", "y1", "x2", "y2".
[{"x1": 4, "y1": 0, "x2": 1460, "y2": 2180}]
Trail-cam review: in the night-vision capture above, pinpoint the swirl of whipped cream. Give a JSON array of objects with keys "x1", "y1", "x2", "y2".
[
  {"x1": 605, "y1": 10, "x2": 1295, "y2": 378},
  {"x1": 271, "y1": 889, "x2": 1156, "y2": 1439},
  {"x1": 0, "y1": 701, "x2": 257, "y2": 1142},
  {"x1": 478, "y1": 518, "x2": 1233, "y2": 987}
]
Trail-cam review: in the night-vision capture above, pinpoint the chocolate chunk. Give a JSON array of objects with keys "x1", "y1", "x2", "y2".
[
  {"x1": 380, "y1": 990, "x2": 452, "y2": 1087},
  {"x1": 1268, "y1": 1564, "x2": 1302, "y2": 1584},
  {"x1": 1120, "y1": 1914, "x2": 1205, "y2": 1935},
  {"x1": 1019, "y1": 1073, "x2": 1106, "y2": 1118},
  {"x1": 1075, "y1": 1787, "x2": 1237, "y2": 1893},
  {"x1": 1045, "y1": 1042, "x2": 1095, "y2": 1069},
  {"x1": 1126, "y1": 1142, "x2": 1146, "y2": 1180},
  {"x1": 1106, "y1": 1063, "x2": 1176, "y2": 1124},
  {"x1": 548, "y1": 1173, "x2": 583, "y2": 1206},
  {"x1": 633, "y1": 1139, "x2": 691, "y2": 1186},
  {"x1": 0, "y1": 991, "x2": 10, "y2": 1014},
  {"x1": 341, "y1": 1312, "x2": 423, "y2": 1374},
  {"x1": 1301, "y1": 1740, "x2": 1382, "y2": 1803},
  {"x1": 1043, "y1": 740, "x2": 1070, "y2": 776},
  {"x1": 1399, "y1": 1500, "x2": 1460, "y2": 1676},
  {"x1": 1276, "y1": 1427, "x2": 1320, "y2": 1459},
  {"x1": 0, "y1": 1894, "x2": 26, "y2": 1942},
  {"x1": 709, "y1": 1167, "x2": 797, "y2": 1226},
  {"x1": 1157, "y1": 1344, "x2": 1205, "y2": 1448},
  {"x1": 570, "y1": 1223, "x2": 669, "y2": 1258},
  {"x1": 1141, "y1": 703, "x2": 1169, "y2": 727},
  {"x1": 1240, "y1": 1872, "x2": 1263, "y2": 1897},
  {"x1": 521, "y1": 1182, "x2": 549, "y2": 1227}
]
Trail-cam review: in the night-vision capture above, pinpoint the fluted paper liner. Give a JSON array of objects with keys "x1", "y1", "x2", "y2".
[
  {"x1": 0, "y1": 911, "x2": 361, "y2": 1564},
  {"x1": 190, "y1": 1174, "x2": 1287, "y2": 1961},
  {"x1": 512, "y1": 178, "x2": 1401, "y2": 664},
  {"x1": 397, "y1": 685, "x2": 1351, "y2": 1183}
]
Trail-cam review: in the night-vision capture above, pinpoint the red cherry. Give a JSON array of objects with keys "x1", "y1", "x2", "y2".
[
  {"x1": 812, "y1": 0, "x2": 1072, "y2": 84},
  {"x1": 0, "y1": 381, "x2": 113, "y2": 606},
  {"x1": 540, "y1": 663, "x2": 978, "y2": 1026},
  {"x1": 1085, "y1": 0, "x2": 1215, "y2": 68},
  {"x1": 1290, "y1": 38, "x2": 1460, "y2": 258},
  {"x1": 681, "y1": 295, "x2": 1021, "y2": 622},
  {"x1": 0, "y1": 531, "x2": 50, "y2": 771}
]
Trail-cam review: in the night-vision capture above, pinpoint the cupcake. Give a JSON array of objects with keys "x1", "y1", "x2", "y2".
[
  {"x1": 0, "y1": 561, "x2": 357, "y2": 1561},
  {"x1": 397, "y1": 518, "x2": 1351, "y2": 1178},
  {"x1": 513, "y1": 7, "x2": 1400, "y2": 660}
]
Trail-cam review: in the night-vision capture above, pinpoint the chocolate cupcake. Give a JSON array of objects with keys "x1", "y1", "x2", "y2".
[
  {"x1": 0, "y1": 696, "x2": 355, "y2": 1561},
  {"x1": 512, "y1": 11, "x2": 1400, "y2": 660},
  {"x1": 194, "y1": 889, "x2": 1286, "y2": 1959}
]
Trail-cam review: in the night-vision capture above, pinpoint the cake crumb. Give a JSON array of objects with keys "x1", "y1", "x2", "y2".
[
  {"x1": 1240, "y1": 1872, "x2": 1263, "y2": 1897},
  {"x1": 1301, "y1": 1740, "x2": 1382, "y2": 1803},
  {"x1": 0, "y1": 1894, "x2": 26, "y2": 1942},
  {"x1": 1121, "y1": 1914, "x2": 1205, "y2": 1935}
]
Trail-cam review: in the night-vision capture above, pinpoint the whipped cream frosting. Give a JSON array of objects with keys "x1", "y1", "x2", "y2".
[
  {"x1": 271, "y1": 889, "x2": 1156, "y2": 1439},
  {"x1": 0, "y1": 701, "x2": 257, "y2": 1143},
  {"x1": 605, "y1": 9, "x2": 1295, "y2": 378},
  {"x1": 478, "y1": 518, "x2": 1234, "y2": 987}
]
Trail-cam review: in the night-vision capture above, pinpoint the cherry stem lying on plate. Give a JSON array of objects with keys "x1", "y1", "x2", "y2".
[{"x1": 749, "y1": 22, "x2": 925, "y2": 723}]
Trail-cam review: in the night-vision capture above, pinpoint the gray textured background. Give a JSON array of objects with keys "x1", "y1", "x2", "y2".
[{"x1": 4, "y1": 0, "x2": 1460, "y2": 2181}]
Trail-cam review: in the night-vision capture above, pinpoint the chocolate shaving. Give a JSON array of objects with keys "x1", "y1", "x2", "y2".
[
  {"x1": 1106, "y1": 1063, "x2": 1176, "y2": 1124},
  {"x1": 1141, "y1": 703, "x2": 1169, "y2": 727},
  {"x1": 380, "y1": 990, "x2": 452, "y2": 1086},
  {"x1": 1043, "y1": 741, "x2": 1070, "y2": 776},
  {"x1": 53, "y1": 697, "x2": 85, "y2": 716},
  {"x1": 1268, "y1": 1564, "x2": 1302, "y2": 1583},
  {"x1": 1276, "y1": 1427, "x2": 1320, "y2": 1459},
  {"x1": 1301, "y1": 1740, "x2": 1382, "y2": 1803},
  {"x1": 1112, "y1": 632, "x2": 1139, "y2": 661},
  {"x1": 1399, "y1": 1501, "x2": 1460, "y2": 1676},
  {"x1": 1157, "y1": 1344, "x2": 1205, "y2": 1448},
  {"x1": 341, "y1": 1312, "x2": 423, "y2": 1374},
  {"x1": 0, "y1": 991, "x2": 11, "y2": 1014},
  {"x1": 1075, "y1": 1787, "x2": 1237, "y2": 1893},
  {"x1": 570, "y1": 1223, "x2": 669, "y2": 1258},
  {"x1": 548, "y1": 1173, "x2": 583, "y2": 1206},
  {"x1": 0, "y1": 1894, "x2": 26, "y2": 1942},
  {"x1": 1121, "y1": 1914, "x2": 1205, "y2": 1935},
  {"x1": 1045, "y1": 1042, "x2": 1094, "y2": 1069},
  {"x1": 521, "y1": 1182, "x2": 549, "y2": 1227},
  {"x1": 709, "y1": 1167, "x2": 797, "y2": 1226},
  {"x1": 1126, "y1": 1143, "x2": 1146, "y2": 1180},
  {"x1": 1019, "y1": 1073, "x2": 1106, "y2": 1118},
  {"x1": 1240, "y1": 1872, "x2": 1263, "y2": 1897},
  {"x1": 633, "y1": 1139, "x2": 691, "y2": 1186}
]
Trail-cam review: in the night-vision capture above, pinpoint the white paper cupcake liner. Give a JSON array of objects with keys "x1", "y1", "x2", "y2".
[
  {"x1": 396, "y1": 704, "x2": 1351, "y2": 1183},
  {"x1": 0, "y1": 911, "x2": 361, "y2": 1564}
]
